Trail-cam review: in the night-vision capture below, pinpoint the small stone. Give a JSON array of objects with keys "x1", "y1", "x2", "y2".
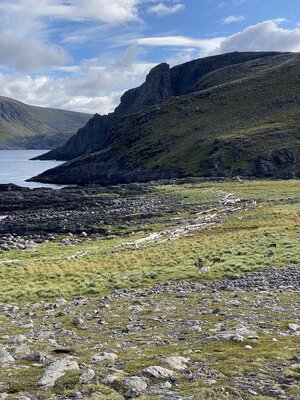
[
  {"x1": 79, "y1": 368, "x2": 95, "y2": 384},
  {"x1": 73, "y1": 318, "x2": 84, "y2": 326},
  {"x1": 231, "y1": 334, "x2": 244, "y2": 342},
  {"x1": 245, "y1": 345, "x2": 253, "y2": 350},
  {"x1": 288, "y1": 323, "x2": 299, "y2": 332}
]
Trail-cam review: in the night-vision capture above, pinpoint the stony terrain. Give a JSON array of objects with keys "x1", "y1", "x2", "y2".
[
  {"x1": 0, "y1": 266, "x2": 299, "y2": 400},
  {"x1": 0, "y1": 182, "x2": 178, "y2": 247},
  {"x1": 0, "y1": 179, "x2": 299, "y2": 399}
]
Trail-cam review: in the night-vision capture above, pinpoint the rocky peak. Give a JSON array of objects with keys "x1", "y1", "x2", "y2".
[{"x1": 114, "y1": 63, "x2": 171, "y2": 116}]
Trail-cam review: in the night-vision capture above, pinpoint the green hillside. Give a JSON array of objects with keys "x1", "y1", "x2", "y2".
[
  {"x1": 32, "y1": 52, "x2": 300, "y2": 184},
  {"x1": 0, "y1": 96, "x2": 92, "y2": 149}
]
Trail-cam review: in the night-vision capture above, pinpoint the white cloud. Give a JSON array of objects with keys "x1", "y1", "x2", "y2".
[
  {"x1": 272, "y1": 18, "x2": 287, "y2": 24},
  {"x1": 136, "y1": 36, "x2": 224, "y2": 54},
  {"x1": 1, "y1": 17, "x2": 300, "y2": 116},
  {"x1": 0, "y1": 49, "x2": 155, "y2": 114},
  {"x1": 222, "y1": 15, "x2": 245, "y2": 24},
  {"x1": 136, "y1": 20, "x2": 300, "y2": 57},
  {"x1": 217, "y1": 20, "x2": 300, "y2": 53},
  {"x1": 0, "y1": 36, "x2": 69, "y2": 73},
  {"x1": 0, "y1": 0, "x2": 143, "y2": 24},
  {"x1": 148, "y1": 2, "x2": 185, "y2": 16}
]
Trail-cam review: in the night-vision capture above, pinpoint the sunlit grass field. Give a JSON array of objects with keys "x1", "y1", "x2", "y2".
[{"x1": 0, "y1": 179, "x2": 299, "y2": 303}]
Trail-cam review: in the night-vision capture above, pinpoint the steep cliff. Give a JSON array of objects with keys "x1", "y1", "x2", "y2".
[
  {"x1": 30, "y1": 51, "x2": 300, "y2": 185},
  {"x1": 36, "y1": 51, "x2": 283, "y2": 161}
]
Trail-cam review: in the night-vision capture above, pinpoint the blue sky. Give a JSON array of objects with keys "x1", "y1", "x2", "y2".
[{"x1": 0, "y1": 0, "x2": 299, "y2": 114}]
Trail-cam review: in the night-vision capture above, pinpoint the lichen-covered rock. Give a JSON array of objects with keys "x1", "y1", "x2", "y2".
[
  {"x1": 0, "y1": 347, "x2": 14, "y2": 364},
  {"x1": 91, "y1": 352, "x2": 118, "y2": 363},
  {"x1": 123, "y1": 376, "x2": 147, "y2": 398},
  {"x1": 141, "y1": 366, "x2": 175, "y2": 380},
  {"x1": 38, "y1": 357, "x2": 79, "y2": 388},
  {"x1": 162, "y1": 356, "x2": 189, "y2": 370}
]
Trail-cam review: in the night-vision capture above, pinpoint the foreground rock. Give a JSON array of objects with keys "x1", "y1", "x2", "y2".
[{"x1": 38, "y1": 357, "x2": 79, "y2": 388}]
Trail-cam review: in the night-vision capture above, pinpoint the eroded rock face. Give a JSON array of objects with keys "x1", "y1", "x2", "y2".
[{"x1": 115, "y1": 63, "x2": 171, "y2": 116}]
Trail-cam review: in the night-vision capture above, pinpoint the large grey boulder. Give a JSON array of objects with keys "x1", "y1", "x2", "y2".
[
  {"x1": 0, "y1": 347, "x2": 14, "y2": 364},
  {"x1": 163, "y1": 356, "x2": 189, "y2": 370},
  {"x1": 123, "y1": 376, "x2": 147, "y2": 398},
  {"x1": 141, "y1": 366, "x2": 175, "y2": 380},
  {"x1": 91, "y1": 352, "x2": 118, "y2": 363},
  {"x1": 38, "y1": 357, "x2": 79, "y2": 388}
]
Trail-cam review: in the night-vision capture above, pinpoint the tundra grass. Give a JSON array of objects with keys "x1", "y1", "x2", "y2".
[{"x1": 0, "y1": 179, "x2": 299, "y2": 303}]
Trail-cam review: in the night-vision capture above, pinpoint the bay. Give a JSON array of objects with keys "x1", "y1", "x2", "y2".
[{"x1": 0, "y1": 150, "x2": 64, "y2": 189}]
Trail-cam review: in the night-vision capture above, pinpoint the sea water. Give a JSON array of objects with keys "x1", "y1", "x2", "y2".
[{"x1": 0, "y1": 150, "x2": 64, "y2": 189}]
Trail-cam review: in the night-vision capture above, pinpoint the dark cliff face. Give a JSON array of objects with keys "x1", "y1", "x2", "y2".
[
  {"x1": 37, "y1": 51, "x2": 285, "y2": 161},
  {"x1": 30, "y1": 51, "x2": 300, "y2": 184},
  {"x1": 34, "y1": 114, "x2": 110, "y2": 160}
]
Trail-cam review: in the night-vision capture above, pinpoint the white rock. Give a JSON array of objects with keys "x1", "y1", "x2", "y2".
[
  {"x1": 79, "y1": 368, "x2": 95, "y2": 384},
  {"x1": 163, "y1": 356, "x2": 189, "y2": 370},
  {"x1": 141, "y1": 366, "x2": 175, "y2": 380},
  {"x1": 124, "y1": 376, "x2": 147, "y2": 397},
  {"x1": 91, "y1": 352, "x2": 118, "y2": 363},
  {"x1": 38, "y1": 357, "x2": 79, "y2": 388},
  {"x1": 288, "y1": 323, "x2": 300, "y2": 332},
  {"x1": 13, "y1": 344, "x2": 30, "y2": 357},
  {"x1": 0, "y1": 348, "x2": 14, "y2": 364},
  {"x1": 235, "y1": 327, "x2": 259, "y2": 339}
]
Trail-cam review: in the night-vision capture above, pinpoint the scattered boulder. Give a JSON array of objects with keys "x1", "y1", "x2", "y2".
[
  {"x1": 38, "y1": 357, "x2": 79, "y2": 388},
  {"x1": 0, "y1": 347, "x2": 14, "y2": 364},
  {"x1": 162, "y1": 356, "x2": 189, "y2": 370},
  {"x1": 79, "y1": 368, "x2": 95, "y2": 384},
  {"x1": 141, "y1": 366, "x2": 175, "y2": 380},
  {"x1": 91, "y1": 352, "x2": 118, "y2": 363},
  {"x1": 123, "y1": 376, "x2": 148, "y2": 398}
]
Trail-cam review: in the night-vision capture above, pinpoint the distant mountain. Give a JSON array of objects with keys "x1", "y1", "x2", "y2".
[
  {"x1": 31, "y1": 51, "x2": 300, "y2": 184},
  {"x1": 0, "y1": 97, "x2": 92, "y2": 149}
]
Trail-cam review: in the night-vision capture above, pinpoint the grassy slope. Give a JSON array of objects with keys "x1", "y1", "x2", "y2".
[
  {"x1": 115, "y1": 59, "x2": 300, "y2": 176},
  {"x1": 0, "y1": 96, "x2": 91, "y2": 147},
  {"x1": 34, "y1": 57, "x2": 300, "y2": 184},
  {"x1": 0, "y1": 179, "x2": 299, "y2": 303}
]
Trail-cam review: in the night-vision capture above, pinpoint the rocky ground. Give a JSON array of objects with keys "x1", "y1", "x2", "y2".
[
  {"x1": 0, "y1": 183, "x2": 179, "y2": 251},
  {"x1": 0, "y1": 266, "x2": 299, "y2": 400},
  {"x1": 0, "y1": 180, "x2": 299, "y2": 399}
]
